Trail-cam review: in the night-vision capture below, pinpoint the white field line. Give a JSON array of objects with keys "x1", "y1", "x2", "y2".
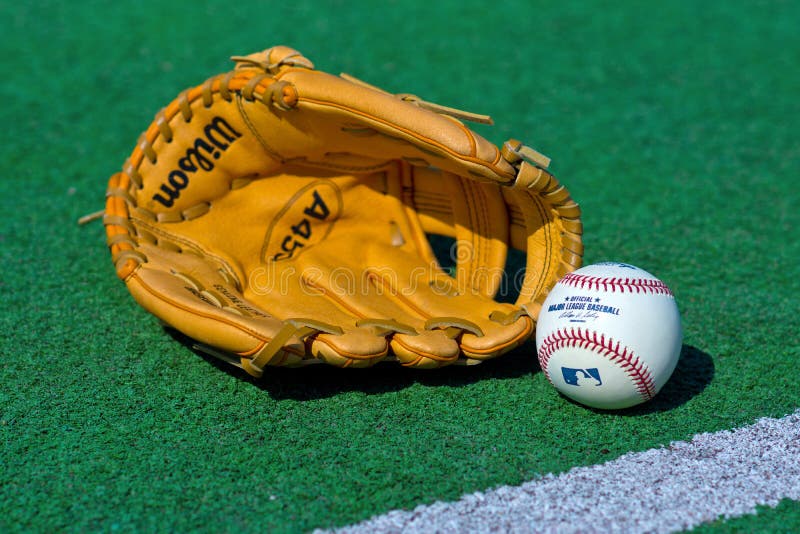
[{"x1": 323, "y1": 411, "x2": 800, "y2": 533}]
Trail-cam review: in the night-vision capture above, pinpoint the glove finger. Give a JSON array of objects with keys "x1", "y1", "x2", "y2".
[
  {"x1": 126, "y1": 242, "x2": 394, "y2": 371},
  {"x1": 284, "y1": 245, "x2": 528, "y2": 367},
  {"x1": 250, "y1": 250, "x2": 459, "y2": 368},
  {"x1": 123, "y1": 243, "x2": 310, "y2": 368},
  {"x1": 363, "y1": 259, "x2": 533, "y2": 361}
]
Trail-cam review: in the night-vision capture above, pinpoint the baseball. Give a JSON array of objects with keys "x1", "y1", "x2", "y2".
[{"x1": 535, "y1": 262, "x2": 682, "y2": 410}]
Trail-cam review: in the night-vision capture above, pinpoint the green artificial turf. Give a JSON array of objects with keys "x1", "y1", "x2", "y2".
[
  {"x1": 1, "y1": 0, "x2": 798, "y2": 532},
  {"x1": 694, "y1": 499, "x2": 800, "y2": 534}
]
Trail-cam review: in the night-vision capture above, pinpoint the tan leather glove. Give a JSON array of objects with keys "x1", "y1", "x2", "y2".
[{"x1": 103, "y1": 46, "x2": 583, "y2": 376}]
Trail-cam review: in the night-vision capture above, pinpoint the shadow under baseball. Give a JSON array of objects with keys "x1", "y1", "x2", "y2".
[{"x1": 559, "y1": 344, "x2": 716, "y2": 415}]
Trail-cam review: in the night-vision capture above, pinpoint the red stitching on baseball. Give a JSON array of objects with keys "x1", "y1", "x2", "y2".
[
  {"x1": 537, "y1": 327, "x2": 656, "y2": 400},
  {"x1": 560, "y1": 273, "x2": 673, "y2": 296}
]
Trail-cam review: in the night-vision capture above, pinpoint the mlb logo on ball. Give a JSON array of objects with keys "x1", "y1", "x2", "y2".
[{"x1": 561, "y1": 367, "x2": 603, "y2": 387}]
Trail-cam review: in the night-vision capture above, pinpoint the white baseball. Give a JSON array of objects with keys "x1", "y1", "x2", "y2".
[{"x1": 535, "y1": 262, "x2": 682, "y2": 410}]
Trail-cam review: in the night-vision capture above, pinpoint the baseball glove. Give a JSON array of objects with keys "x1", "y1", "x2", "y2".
[{"x1": 103, "y1": 46, "x2": 583, "y2": 376}]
